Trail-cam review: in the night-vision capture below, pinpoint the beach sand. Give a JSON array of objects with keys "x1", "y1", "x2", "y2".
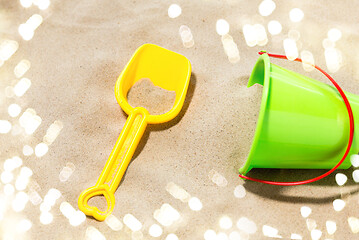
[{"x1": 1, "y1": 0, "x2": 359, "y2": 239}]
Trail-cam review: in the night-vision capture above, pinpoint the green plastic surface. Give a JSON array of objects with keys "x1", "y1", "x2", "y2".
[{"x1": 239, "y1": 54, "x2": 359, "y2": 175}]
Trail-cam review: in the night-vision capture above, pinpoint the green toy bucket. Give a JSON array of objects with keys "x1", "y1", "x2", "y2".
[{"x1": 239, "y1": 53, "x2": 359, "y2": 175}]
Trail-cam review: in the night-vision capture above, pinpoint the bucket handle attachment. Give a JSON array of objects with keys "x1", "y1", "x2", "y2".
[{"x1": 238, "y1": 51, "x2": 355, "y2": 186}]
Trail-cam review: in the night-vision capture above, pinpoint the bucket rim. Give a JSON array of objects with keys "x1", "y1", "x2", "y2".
[{"x1": 239, "y1": 53, "x2": 271, "y2": 175}]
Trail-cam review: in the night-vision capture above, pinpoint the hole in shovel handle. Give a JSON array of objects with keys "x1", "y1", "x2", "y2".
[{"x1": 78, "y1": 184, "x2": 115, "y2": 221}]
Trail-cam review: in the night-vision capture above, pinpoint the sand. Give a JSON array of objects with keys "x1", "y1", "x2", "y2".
[
  {"x1": 127, "y1": 78, "x2": 176, "y2": 115},
  {"x1": 1, "y1": 0, "x2": 359, "y2": 239}
]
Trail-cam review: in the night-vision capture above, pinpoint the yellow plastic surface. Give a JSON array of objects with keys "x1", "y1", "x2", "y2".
[{"x1": 78, "y1": 44, "x2": 191, "y2": 221}]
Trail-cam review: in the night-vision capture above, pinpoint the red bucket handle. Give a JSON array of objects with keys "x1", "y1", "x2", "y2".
[{"x1": 238, "y1": 51, "x2": 355, "y2": 186}]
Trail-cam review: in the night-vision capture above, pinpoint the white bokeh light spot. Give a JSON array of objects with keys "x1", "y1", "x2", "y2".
[
  {"x1": 149, "y1": 224, "x2": 163, "y2": 237},
  {"x1": 216, "y1": 19, "x2": 230, "y2": 36},
  {"x1": 219, "y1": 216, "x2": 233, "y2": 229},
  {"x1": 8, "y1": 104, "x2": 21, "y2": 117},
  {"x1": 35, "y1": 143, "x2": 49, "y2": 157},
  {"x1": 328, "y1": 28, "x2": 342, "y2": 42},
  {"x1": 168, "y1": 4, "x2": 182, "y2": 18},
  {"x1": 188, "y1": 197, "x2": 203, "y2": 211},
  {"x1": 267, "y1": 20, "x2": 282, "y2": 35},
  {"x1": 289, "y1": 8, "x2": 304, "y2": 22},
  {"x1": 333, "y1": 199, "x2": 345, "y2": 212},
  {"x1": 335, "y1": 173, "x2": 347, "y2": 186},
  {"x1": 258, "y1": 0, "x2": 276, "y2": 16}
]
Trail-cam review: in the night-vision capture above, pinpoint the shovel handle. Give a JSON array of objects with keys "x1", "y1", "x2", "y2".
[{"x1": 78, "y1": 107, "x2": 148, "y2": 220}]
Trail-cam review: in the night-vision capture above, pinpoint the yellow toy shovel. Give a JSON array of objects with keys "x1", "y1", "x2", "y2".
[{"x1": 78, "y1": 44, "x2": 191, "y2": 221}]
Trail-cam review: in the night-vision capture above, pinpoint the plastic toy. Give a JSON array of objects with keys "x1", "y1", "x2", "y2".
[
  {"x1": 239, "y1": 51, "x2": 358, "y2": 185},
  {"x1": 78, "y1": 44, "x2": 191, "y2": 221}
]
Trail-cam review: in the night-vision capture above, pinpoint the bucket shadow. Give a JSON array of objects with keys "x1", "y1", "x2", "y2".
[{"x1": 243, "y1": 168, "x2": 359, "y2": 204}]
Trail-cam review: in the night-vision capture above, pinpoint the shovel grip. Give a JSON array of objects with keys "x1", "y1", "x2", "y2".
[
  {"x1": 78, "y1": 184, "x2": 114, "y2": 221},
  {"x1": 99, "y1": 107, "x2": 148, "y2": 192},
  {"x1": 79, "y1": 107, "x2": 148, "y2": 220}
]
